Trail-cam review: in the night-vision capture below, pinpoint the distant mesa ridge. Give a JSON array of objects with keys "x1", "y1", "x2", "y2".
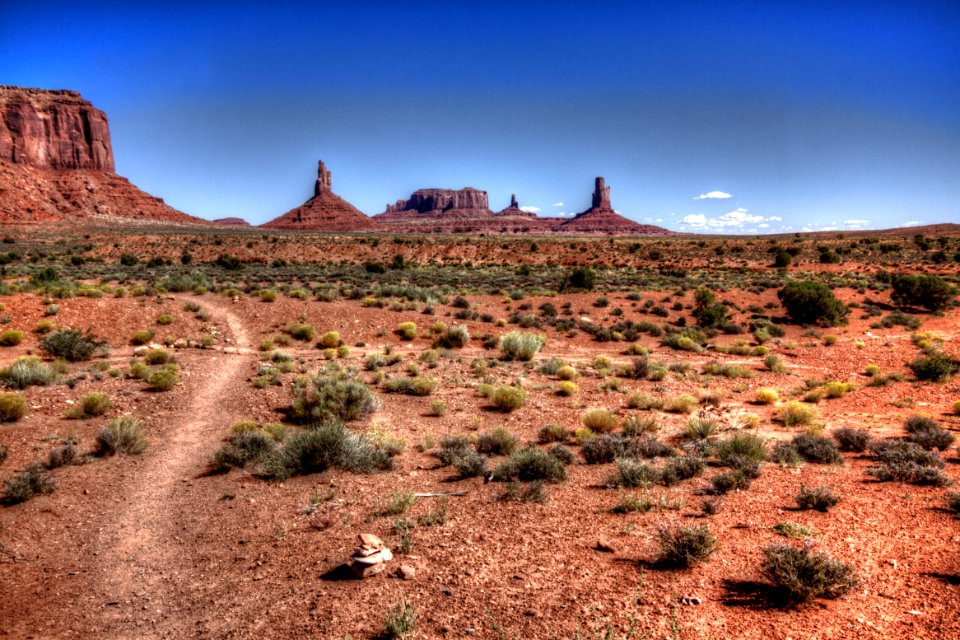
[
  {"x1": 0, "y1": 85, "x2": 203, "y2": 225},
  {"x1": 0, "y1": 84, "x2": 672, "y2": 235}
]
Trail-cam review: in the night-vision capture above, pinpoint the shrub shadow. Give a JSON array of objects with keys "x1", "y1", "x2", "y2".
[{"x1": 720, "y1": 579, "x2": 795, "y2": 609}]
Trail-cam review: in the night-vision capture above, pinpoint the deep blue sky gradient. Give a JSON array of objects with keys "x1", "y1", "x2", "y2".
[{"x1": 2, "y1": 1, "x2": 959, "y2": 231}]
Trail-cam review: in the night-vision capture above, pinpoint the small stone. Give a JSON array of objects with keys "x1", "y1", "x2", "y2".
[
  {"x1": 595, "y1": 538, "x2": 616, "y2": 553},
  {"x1": 396, "y1": 565, "x2": 416, "y2": 580}
]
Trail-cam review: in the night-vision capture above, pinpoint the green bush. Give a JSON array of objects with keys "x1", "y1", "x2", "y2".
[
  {"x1": 278, "y1": 422, "x2": 391, "y2": 478},
  {"x1": 777, "y1": 281, "x2": 849, "y2": 326},
  {"x1": 891, "y1": 274, "x2": 955, "y2": 312},
  {"x1": 40, "y1": 329, "x2": 102, "y2": 361},
  {"x1": 433, "y1": 324, "x2": 470, "y2": 349},
  {"x1": 476, "y1": 426, "x2": 518, "y2": 456},
  {"x1": 692, "y1": 288, "x2": 729, "y2": 329},
  {"x1": 538, "y1": 423, "x2": 569, "y2": 443},
  {"x1": 607, "y1": 458, "x2": 658, "y2": 488},
  {"x1": 660, "y1": 456, "x2": 705, "y2": 486},
  {"x1": 657, "y1": 525, "x2": 717, "y2": 567},
  {"x1": 832, "y1": 428, "x2": 871, "y2": 452},
  {"x1": 286, "y1": 322, "x2": 317, "y2": 341},
  {"x1": 499, "y1": 331, "x2": 544, "y2": 361},
  {"x1": 318, "y1": 331, "x2": 341, "y2": 348},
  {"x1": 67, "y1": 391, "x2": 112, "y2": 419},
  {"x1": 395, "y1": 322, "x2": 418, "y2": 340},
  {"x1": 144, "y1": 348, "x2": 171, "y2": 365},
  {"x1": 0, "y1": 356, "x2": 56, "y2": 388},
  {"x1": 147, "y1": 367, "x2": 179, "y2": 391},
  {"x1": 0, "y1": 392, "x2": 27, "y2": 421},
  {"x1": 581, "y1": 408, "x2": 618, "y2": 433},
  {"x1": 96, "y1": 416, "x2": 148, "y2": 455},
  {"x1": 0, "y1": 329, "x2": 23, "y2": 346},
  {"x1": 778, "y1": 401, "x2": 817, "y2": 427},
  {"x1": 714, "y1": 433, "x2": 766, "y2": 465},
  {"x1": 762, "y1": 544, "x2": 859, "y2": 602},
  {"x1": 491, "y1": 385, "x2": 527, "y2": 412},
  {"x1": 131, "y1": 329, "x2": 154, "y2": 345},
  {"x1": 904, "y1": 415, "x2": 955, "y2": 450},
  {"x1": 909, "y1": 351, "x2": 958, "y2": 382},
  {"x1": 383, "y1": 376, "x2": 438, "y2": 396},
  {"x1": 791, "y1": 434, "x2": 842, "y2": 464},
  {"x1": 492, "y1": 445, "x2": 567, "y2": 483},
  {"x1": 292, "y1": 375, "x2": 380, "y2": 423}
]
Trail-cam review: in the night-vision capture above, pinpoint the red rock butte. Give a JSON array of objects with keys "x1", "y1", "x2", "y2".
[
  {"x1": 261, "y1": 161, "x2": 380, "y2": 232},
  {"x1": 0, "y1": 86, "x2": 203, "y2": 226}
]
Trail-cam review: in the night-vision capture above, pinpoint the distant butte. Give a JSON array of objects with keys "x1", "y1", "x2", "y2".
[
  {"x1": 212, "y1": 217, "x2": 251, "y2": 227},
  {"x1": 0, "y1": 85, "x2": 204, "y2": 226},
  {"x1": 261, "y1": 160, "x2": 380, "y2": 232}
]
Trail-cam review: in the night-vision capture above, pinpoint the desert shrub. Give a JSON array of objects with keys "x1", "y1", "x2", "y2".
[
  {"x1": 547, "y1": 444, "x2": 574, "y2": 464},
  {"x1": 279, "y1": 422, "x2": 391, "y2": 478},
  {"x1": 909, "y1": 351, "x2": 958, "y2": 382},
  {"x1": 755, "y1": 388, "x2": 779, "y2": 405},
  {"x1": 581, "y1": 434, "x2": 631, "y2": 464},
  {"x1": 904, "y1": 415, "x2": 955, "y2": 450},
  {"x1": 40, "y1": 329, "x2": 101, "y2": 361},
  {"x1": 762, "y1": 544, "x2": 859, "y2": 602},
  {"x1": 67, "y1": 391, "x2": 113, "y2": 418},
  {"x1": 792, "y1": 434, "x2": 842, "y2": 464},
  {"x1": 538, "y1": 423, "x2": 569, "y2": 443},
  {"x1": 627, "y1": 392, "x2": 662, "y2": 410},
  {"x1": 823, "y1": 381, "x2": 853, "y2": 398},
  {"x1": 0, "y1": 445, "x2": 6, "y2": 465},
  {"x1": 867, "y1": 462, "x2": 951, "y2": 486},
  {"x1": 428, "y1": 400, "x2": 447, "y2": 417},
  {"x1": 891, "y1": 274, "x2": 955, "y2": 312},
  {"x1": 556, "y1": 381, "x2": 578, "y2": 396},
  {"x1": 156, "y1": 313, "x2": 174, "y2": 326},
  {"x1": 475, "y1": 426, "x2": 518, "y2": 456},
  {"x1": 764, "y1": 354, "x2": 787, "y2": 373},
  {"x1": 657, "y1": 525, "x2": 717, "y2": 567},
  {"x1": 870, "y1": 440, "x2": 943, "y2": 467},
  {"x1": 778, "y1": 401, "x2": 817, "y2": 427},
  {"x1": 661, "y1": 328, "x2": 705, "y2": 353},
  {"x1": 778, "y1": 281, "x2": 849, "y2": 326},
  {"x1": 0, "y1": 329, "x2": 23, "y2": 346},
  {"x1": 0, "y1": 392, "x2": 27, "y2": 421},
  {"x1": 795, "y1": 485, "x2": 840, "y2": 512},
  {"x1": 944, "y1": 492, "x2": 960, "y2": 518},
  {"x1": 34, "y1": 319, "x2": 55, "y2": 334},
  {"x1": 499, "y1": 331, "x2": 544, "y2": 361},
  {"x1": 492, "y1": 445, "x2": 566, "y2": 483},
  {"x1": 450, "y1": 449, "x2": 487, "y2": 478},
  {"x1": 2, "y1": 463, "x2": 57, "y2": 504},
  {"x1": 623, "y1": 415, "x2": 658, "y2": 436},
  {"x1": 144, "y1": 348, "x2": 171, "y2": 365},
  {"x1": 703, "y1": 362, "x2": 754, "y2": 379},
  {"x1": 692, "y1": 288, "x2": 729, "y2": 329},
  {"x1": 96, "y1": 416, "x2": 148, "y2": 455},
  {"x1": 660, "y1": 456, "x2": 705, "y2": 486},
  {"x1": 318, "y1": 331, "x2": 341, "y2": 348},
  {"x1": 384, "y1": 376, "x2": 438, "y2": 396},
  {"x1": 292, "y1": 375, "x2": 380, "y2": 423},
  {"x1": 664, "y1": 394, "x2": 698, "y2": 414},
  {"x1": 711, "y1": 469, "x2": 750, "y2": 494},
  {"x1": 433, "y1": 324, "x2": 469, "y2": 349},
  {"x1": 147, "y1": 367, "x2": 179, "y2": 391},
  {"x1": 714, "y1": 433, "x2": 766, "y2": 465},
  {"x1": 46, "y1": 444, "x2": 76, "y2": 469},
  {"x1": 492, "y1": 385, "x2": 527, "y2": 412},
  {"x1": 499, "y1": 480, "x2": 547, "y2": 504},
  {"x1": 770, "y1": 442, "x2": 802, "y2": 466},
  {"x1": 395, "y1": 322, "x2": 418, "y2": 340},
  {"x1": 832, "y1": 428, "x2": 871, "y2": 452},
  {"x1": 607, "y1": 458, "x2": 658, "y2": 488},
  {"x1": 0, "y1": 357, "x2": 55, "y2": 389},
  {"x1": 564, "y1": 266, "x2": 596, "y2": 291},
  {"x1": 131, "y1": 329, "x2": 154, "y2": 345},
  {"x1": 556, "y1": 364, "x2": 578, "y2": 380},
  {"x1": 581, "y1": 408, "x2": 618, "y2": 433},
  {"x1": 286, "y1": 322, "x2": 317, "y2": 341},
  {"x1": 685, "y1": 417, "x2": 719, "y2": 440}
]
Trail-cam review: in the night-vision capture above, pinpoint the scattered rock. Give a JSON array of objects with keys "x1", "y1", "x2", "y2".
[
  {"x1": 594, "y1": 537, "x2": 616, "y2": 553},
  {"x1": 396, "y1": 564, "x2": 416, "y2": 580},
  {"x1": 349, "y1": 533, "x2": 393, "y2": 578}
]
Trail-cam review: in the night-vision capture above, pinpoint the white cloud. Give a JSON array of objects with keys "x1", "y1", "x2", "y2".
[
  {"x1": 557, "y1": 211, "x2": 574, "y2": 218},
  {"x1": 694, "y1": 191, "x2": 733, "y2": 200},
  {"x1": 821, "y1": 226, "x2": 839, "y2": 231},
  {"x1": 678, "y1": 208, "x2": 783, "y2": 232},
  {"x1": 551, "y1": 202, "x2": 564, "y2": 207},
  {"x1": 520, "y1": 206, "x2": 540, "y2": 213},
  {"x1": 655, "y1": 218, "x2": 663, "y2": 223},
  {"x1": 844, "y1": 219, "x2": 869, "y2": 227},
  {"x1": 902, "y1": 220, "x2": 923, "y2": 227}
]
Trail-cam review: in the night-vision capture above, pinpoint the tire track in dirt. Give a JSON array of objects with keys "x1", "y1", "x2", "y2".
[{"x1": 96, "y1": 296, "x2": 254, "y2": 638}]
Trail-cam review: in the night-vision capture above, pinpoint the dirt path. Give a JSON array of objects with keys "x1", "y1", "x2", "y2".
[{"x1": 96, "y1": 296, "x2": 255, "y2": 638}]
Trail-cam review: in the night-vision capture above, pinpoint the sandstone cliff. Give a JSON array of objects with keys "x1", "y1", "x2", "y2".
[
  {"x1": 0, "y1": 86, "x2": 203, "y2": 226},
  {"x1": 559, "y1": 177, "x2": 666, "y2": 235},
  {"x1": 376, "y1": 187, "x2": 493, "y2": 221},
  {"x1": 261, "y1": 161, "x2": 379, "y2": 232}
]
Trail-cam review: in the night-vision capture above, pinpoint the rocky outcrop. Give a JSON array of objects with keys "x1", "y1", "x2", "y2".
[
  {"x1": 494, "y1": 193, "x2": 538, "y2": 219},
  {"x1": 0, "y1": 86, "x2": 204, "y2": 226},
  {"x1": 559, "y1": 177, "x2": 665, "y2": 235},
  {"x1": 0, "y1": 86, "x2": 114, "y2": 171},
  {"x1": 376, "y1": 187, "x2": 492, "y2": 221},
  {"x1": 262, "y1": 160, "x2": 378, "y2": 232},
  {"x1": 213, "y1": 217, "x2": 251, "y2": 226}
]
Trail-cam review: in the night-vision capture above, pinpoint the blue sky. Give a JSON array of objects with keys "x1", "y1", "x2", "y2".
[{"x1": 2, "y1": 1, "x2": 959, "y2": 231}]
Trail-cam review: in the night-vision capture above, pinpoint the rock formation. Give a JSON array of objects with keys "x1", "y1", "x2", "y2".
[
  {"x1": 262, "y1": 160, "x2": 378, "y2": 231},
  {"x1": 559, "y1": 176, "x2": 664, "y2": 234},
  {"x1": 212, "y1": 217, "x2": 251, "y2": 226},
  {"x1": 494, "y1": 193, "x2": 537, "y2": 219},
  {"x1": 0, "y1": 85, "x2": 203, "y2": 226},
  {"x1": 376, "y1": 187, "x2": 492, "y2": 221}
]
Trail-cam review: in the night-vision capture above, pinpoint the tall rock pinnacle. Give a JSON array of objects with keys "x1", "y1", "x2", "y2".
[
  {"x1": 592, "y1": 177, "x2": 612, "y2": 210},
  {"x1": 314, "y1": 160, "x2": 332, "y2": 197}
]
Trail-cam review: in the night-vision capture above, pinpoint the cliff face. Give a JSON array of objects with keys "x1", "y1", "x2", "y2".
[
  {"x1": 559, "y1": 177, "x2": 666, "y2": 234},
  {"x1": 376, "y1": 187, "x2": 493, "y2": 220},
  {"x1": 0, "y1": 86, "x2": 203, "y2": 226},
  {"x1": 0, "y1": 86, "x2": 114, "y2": 171},
  {"x1": 262, "y1": 160, "x2": 379, "y2": 232}
]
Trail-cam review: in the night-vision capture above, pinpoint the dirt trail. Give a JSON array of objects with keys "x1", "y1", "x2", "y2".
[{"x1": 97, "y1": 296, "x2": 254, "y2": 638}]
